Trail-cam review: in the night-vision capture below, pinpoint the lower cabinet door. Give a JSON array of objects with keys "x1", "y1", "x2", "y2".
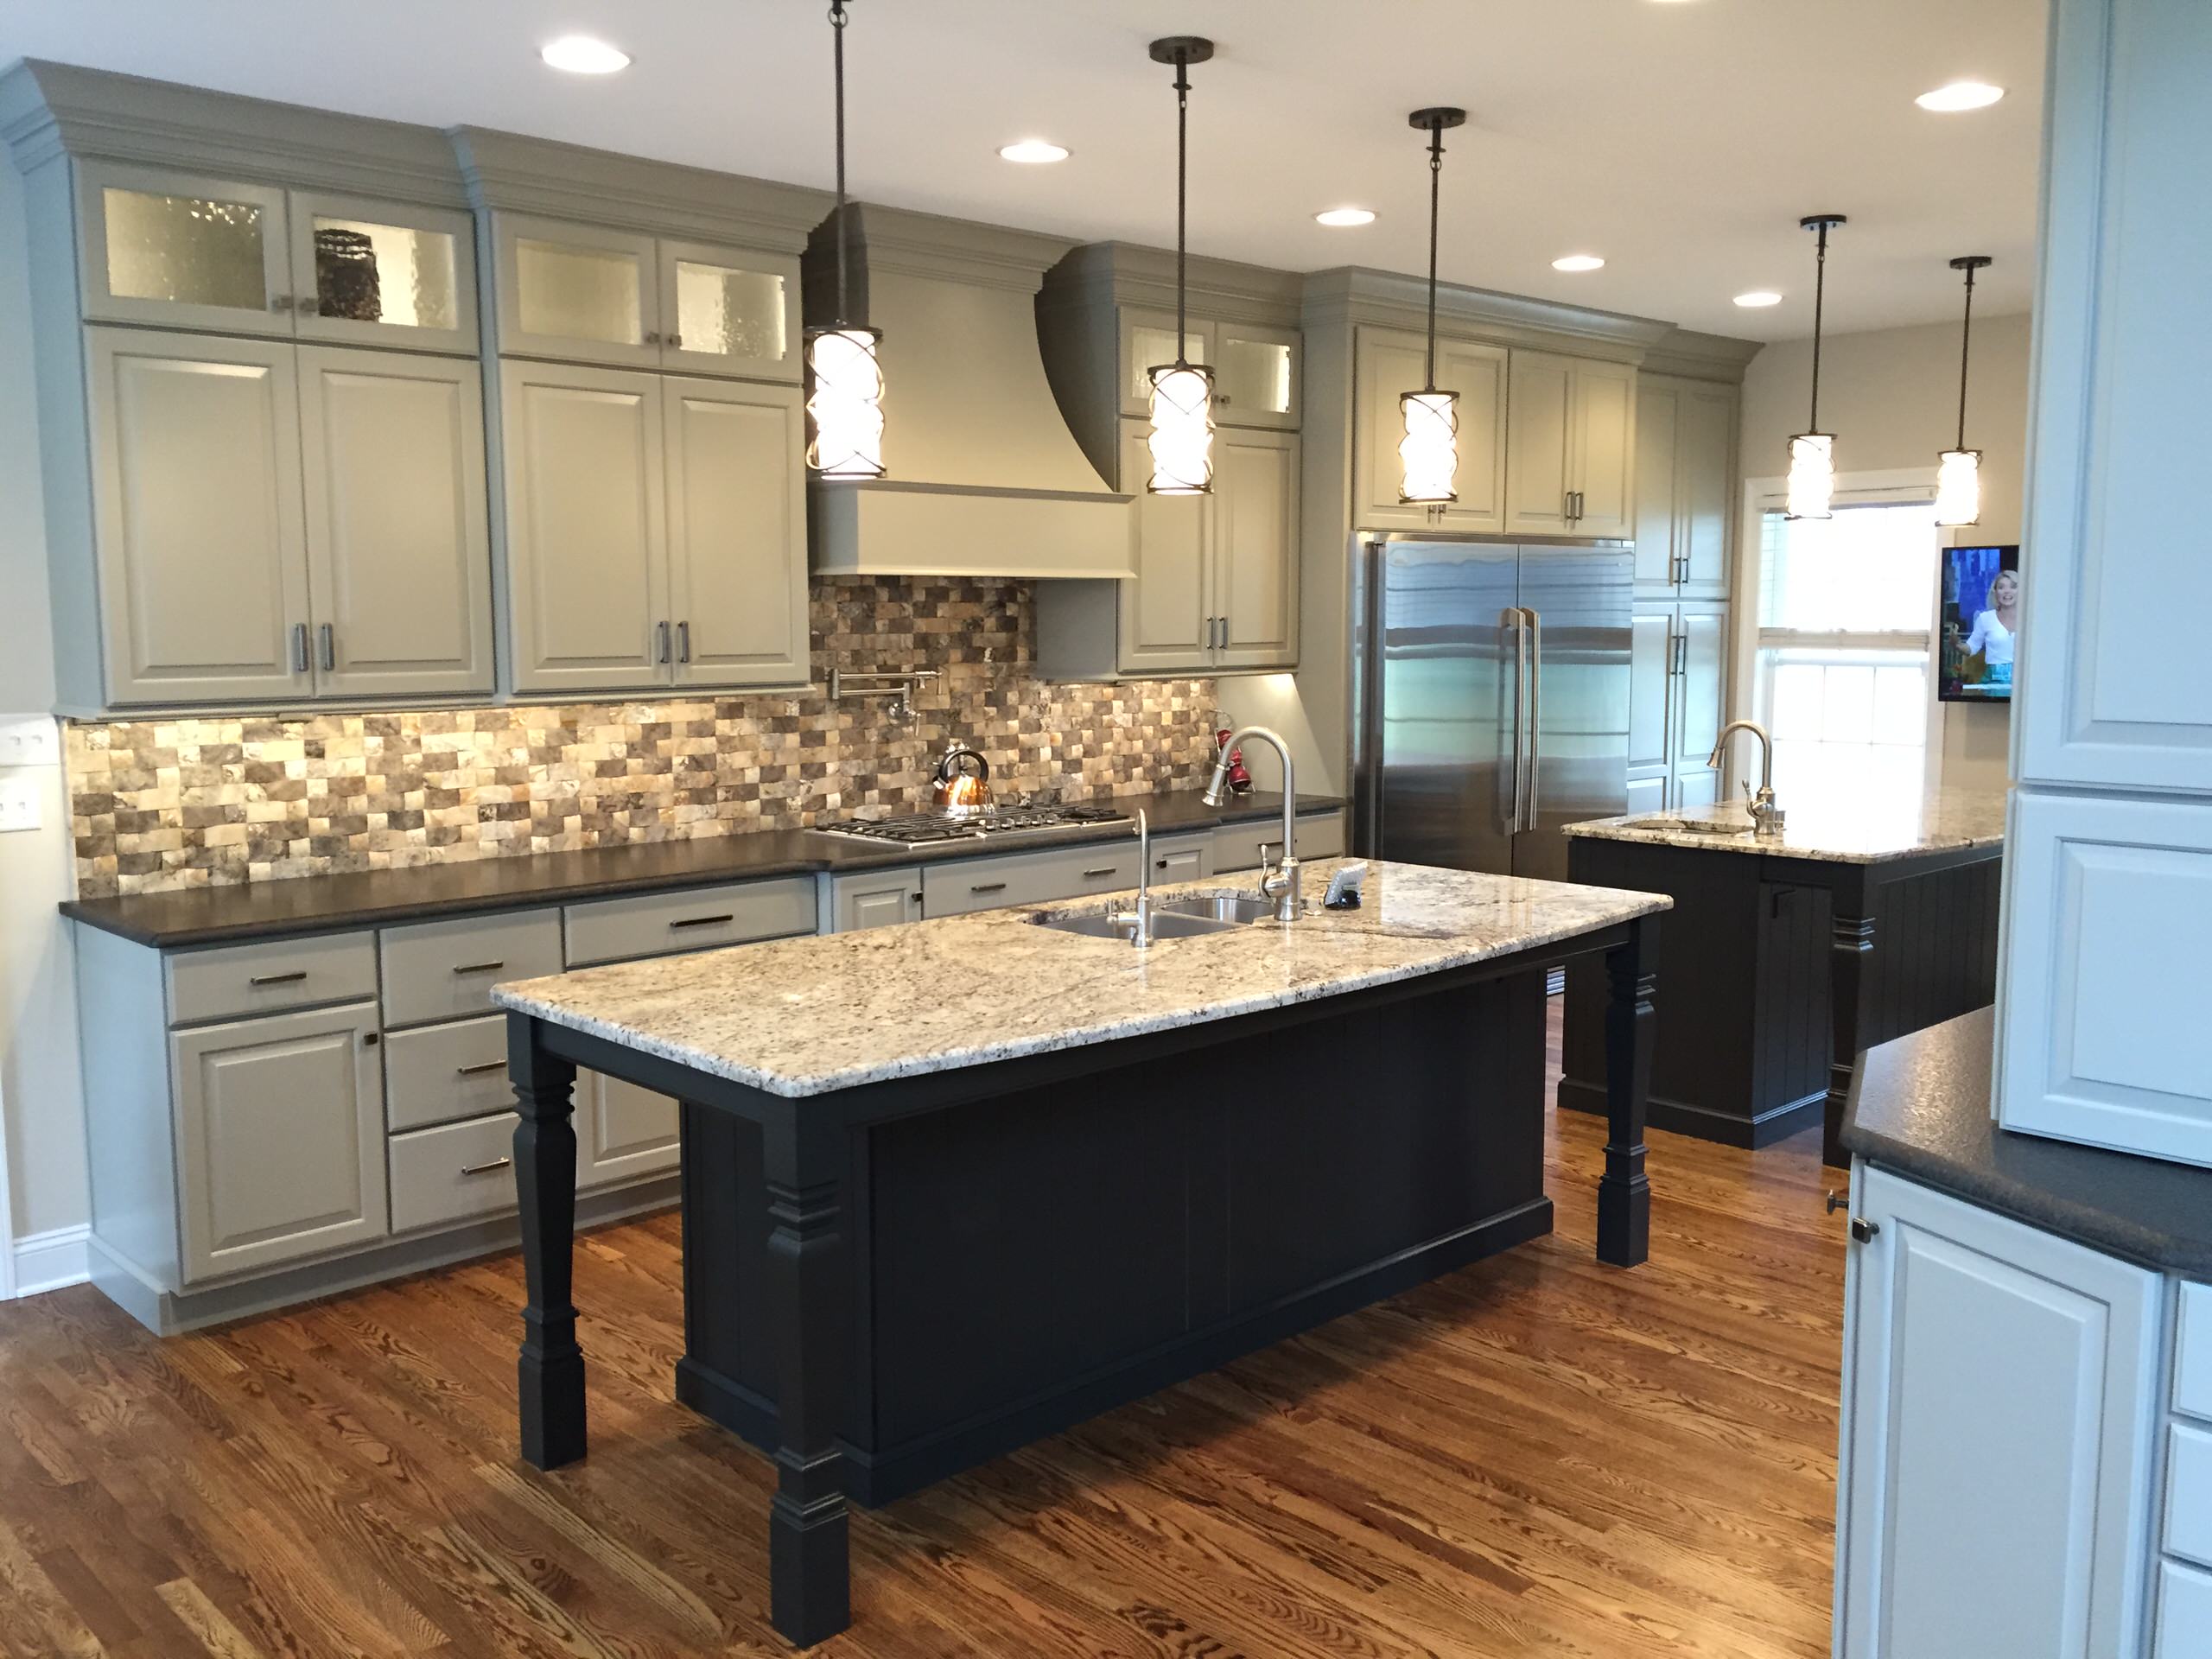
[
  {"x1": 1835, "y1": 1165, "x2": 2160, "y2": 1659},
  {"x1": 575, "y1": 1070, "x2": 681, "y2": 1189},
  {"x1": 829, "y1": 872, "x2": 923, "y2": 933},
  {"x1": 170, "y1": 1000, "x2": 388, "y2": 1283}
]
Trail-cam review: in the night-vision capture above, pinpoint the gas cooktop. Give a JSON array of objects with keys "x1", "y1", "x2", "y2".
[{"x1": 812, "y1": 804, "x2": 1132, "y2": 846}]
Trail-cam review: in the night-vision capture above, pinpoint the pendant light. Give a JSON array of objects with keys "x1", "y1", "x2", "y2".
[
  {"x1": 1936, "y1": 255, "x2": 1993, "y2": 527},
  {"x1": 805, "y1": 0, "x2": 885, "y2": 480},
  {"x1": 1145, "y1": 36, "x2": 1215, "y2": 495},
  {"x1": 1786, "y1": 213, "x2": 1847, "y2": 520},
  {"x1": 1400, "y1": 106, "x2": 1468, "y2": 505}
]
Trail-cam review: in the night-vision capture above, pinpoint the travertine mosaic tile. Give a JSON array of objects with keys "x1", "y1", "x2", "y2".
[{"x1": 67, "y1": 579, "x2": 1224, "y2": 898}]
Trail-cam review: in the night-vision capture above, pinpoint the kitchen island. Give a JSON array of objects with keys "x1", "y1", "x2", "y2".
[
  {"x1": 1557, "y1": 790, "x2": 2005, "y2": 1166},
  {"x1": 493, "y1": 858, "x2": 1667, "y2": 1645}
]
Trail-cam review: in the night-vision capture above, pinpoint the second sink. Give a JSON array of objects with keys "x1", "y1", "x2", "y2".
[
  {"x1": 1029, "y1": 908, "x2": 1243, "y2": 943},
  {"x1": 1152, "y1": 893, "x2": 1281, "y2": 925}
]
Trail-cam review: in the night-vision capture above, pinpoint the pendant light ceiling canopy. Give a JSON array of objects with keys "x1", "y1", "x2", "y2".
[
  {"x1": 1786, "y1": 213, "x2": 1847, "y2": 520},
  {"x1": 1936, "y1": 255, "x2": 1993, "y2": 528},
  {"x1": 1145, "y1": 35, "x2": 1216, "y2": 496},
  {"x1": 806, "y1": 0, "x2": 886, "y2": 482},
  {"x1": 1400, "y1": 105, "x2": 1468, "y2": 506}
]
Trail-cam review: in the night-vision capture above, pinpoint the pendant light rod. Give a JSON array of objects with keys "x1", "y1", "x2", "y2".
[
  {"x1": 830, "y1": 0, "x2": 852, "y2": 326},
  {"x1": 1409, "y1": 107, "x2": 1466, "y2": 391},
  {"x1": 1150, "y1": 36, "x2": 1213, "y2": 367},
  {"x1": 1801, "y1": 213, "x2": 1846, "y2": 432},
  {"x1": 1950, "y1": 254, "x2": 1993, "y2": 449}
]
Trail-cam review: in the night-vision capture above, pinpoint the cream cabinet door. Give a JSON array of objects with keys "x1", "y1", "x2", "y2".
[
  {"x1": 1215, "y1": 320, "x2": 1300, "y2": 429},
  {"x1": 297, "y1": 346, "x2": 494, "y2": 699},
  {"x1": 1675, "y1": 382, "x2": 1735, "y2": 594},
  {"x1": 1628, "y1": 603, "x2": 1674, "y2": 775},
  {"x1": 85, "y1": 327, "x2": 312, "y2": 706},
  {"x1": 1504, "y1": 350, "x2": 1576, "y2": 536},
  {"x1": 1632, "y1": 381, "x2": 1680, "y2": 590},
  {"x1": 1354, "y1": 327, "x2": 1506, "y2": 533},
  {"x1": 1116, "y1": 418, "x2": 1212, "y2": 673},
  {"x1": 493, "y1": 213, "x2": 662, "y2": 368},
  {"x1": 1213, "y1": 428, "x2": 1300, "y2": 668},
  {"x1": 171, "y1": 1001, "x2": 388, "y2": 1283},
  {"x1": 575, "y1": 1071, "x2": 682, "y2": 1190},
  {"x1": 1118, "y1": 307, "x2": 1213, "y2": 418},
  {"x1": 1673, "y1": 603, "x2": 1729, "y2": 801},
  {"x1": 76, "y1": 161, "x2": 294, "y2": 336},
  {"x1": 499, "y1": 360, "x2": 671, "y2": 693},
  {"x1": 664, "y1": 378, "x2": 808, "y2": 688},
  {"x1": 287, "y1": 192, "x2": 479, "y2": 356},
  {"x1": 1567, "y1": 358, "x2": 1636, "y2": 538},
  {"x1": 658, "y1": 239, "x2": 803, "y2": 383}
]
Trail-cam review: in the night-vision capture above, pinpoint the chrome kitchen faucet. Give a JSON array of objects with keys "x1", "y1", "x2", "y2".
[{"x1": 1204, "y1": 727, "x2": 1301, "y2": 922}]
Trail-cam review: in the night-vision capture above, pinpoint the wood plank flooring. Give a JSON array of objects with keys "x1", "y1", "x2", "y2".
[{"x1": 0, "y1": 1001, "x2": 1846, "y2": 1656}]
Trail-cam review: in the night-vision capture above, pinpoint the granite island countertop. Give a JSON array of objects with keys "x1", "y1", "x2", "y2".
[
  {"x1": 1562, "y1": 786, "x2": 2007, "y2": 864},
  {"x1": 493, "y1": 859, "x2": 1669, "y2": 1099},
  {"x1": 1843, "y1": 1007, "x2": 2212, "y2": 1276},
  {"x1": 59, "y1": 789, "x2": 1343, "y2": 948}
]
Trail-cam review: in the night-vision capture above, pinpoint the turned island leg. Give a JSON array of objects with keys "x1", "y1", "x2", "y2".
[
  {"x1": 1599, "y1": 917, "x2": 1656, "y2": 1268},
  {"x1": 510, "y1": 1016, "x2": 585, "y2": 1469},
  {"x1": 762, "y1": 1114, "x2": 853, "y2": 1647},
  {"x1": 1825, "y1": 890, "x2": 1877, "y2": 1170}
]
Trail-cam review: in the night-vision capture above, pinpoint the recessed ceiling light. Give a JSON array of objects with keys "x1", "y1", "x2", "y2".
[
  {"x1": 1314, "y1": 207, "x2": 1377, "y2": 227},
  {"x1": 1552, "y1": 254, "x2": 1605, "y2": 273},
  {"x1": 1734, "y1": 290, "x2": 1784, "y2": 308},
  {"x1": 1916, "y1": 79, "x2": 2005, "y2": 112},
  {"x1": 998, "y1": 139, "x2": 1071, "y2": 164},
  {"x1": 541, "y1": 35, "x2": 631, "y2": 74}
]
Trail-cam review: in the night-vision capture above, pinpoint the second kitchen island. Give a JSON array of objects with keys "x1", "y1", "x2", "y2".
[{"x1": 493, "y1": 858, "x2": 1666, "y2": 1646}]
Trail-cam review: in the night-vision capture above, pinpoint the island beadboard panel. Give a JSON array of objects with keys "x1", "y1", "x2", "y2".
[{"x1": 67, "y1": 579, "x2": 1219, "y2": 898}]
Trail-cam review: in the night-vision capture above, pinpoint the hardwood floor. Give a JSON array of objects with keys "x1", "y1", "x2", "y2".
[{"x1": 0, "y1": 1001, "x2": 1846, "y2": 1657}]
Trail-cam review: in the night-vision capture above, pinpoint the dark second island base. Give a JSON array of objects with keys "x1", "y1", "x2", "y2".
[{"x1": 1558, "y1": 836, "x2": 1999, "y2": 1162}]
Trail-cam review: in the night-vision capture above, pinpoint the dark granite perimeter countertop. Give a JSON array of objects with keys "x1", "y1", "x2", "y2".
[
  {"x1": 60, "y1": 791, "x2": 1345, "y2": 949},
  {"x1": 1844, "y1": 1007, "x2": 2212, "y2": 1277}
]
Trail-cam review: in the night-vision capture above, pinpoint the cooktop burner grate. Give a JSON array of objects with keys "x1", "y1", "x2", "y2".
[{"x1": 812, "y1": 804, "x2": 1132, "y2": 845}]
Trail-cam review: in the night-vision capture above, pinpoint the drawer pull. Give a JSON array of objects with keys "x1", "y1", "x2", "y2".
[
  {"x1": 460, "y1": 1157, "x2": 513, "y2": 1178},
  {"x1": 1083, "y1": 867, "x2": 1119, "y2": 878},
  {"x1": 668, "y1": 912, "x2": 736, "y2": 931},
  {"x1": 455, "y1": 1059, "x2": 508, "y2": 1077},
  {"x1": 969, "y1": 881, "x2": 1007, "y2": 894},
  {"x1": 248, "y1": 970, "x2": 308, "y2": 987},
  {"x1": 451, "y1": 960, "x2": 506, "y2": 976}
]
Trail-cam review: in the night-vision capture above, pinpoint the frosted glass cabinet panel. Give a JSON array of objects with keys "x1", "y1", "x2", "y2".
[
  {"x1": 79, "y1": 163, "x2": 290, "y2": 334},
  {"x1": 497, "y1": 214, "x2": 661, "y2": 367},
  {"x1": 1216, "y1": 322, "x2": 1300, "y2": 429},
  {"x1": 289, "y1": 194, "x2": 476, "y2": 353},
  {"x1": 661, "y1": 239, "x2": 802, "y2": 381},
  {"x1": 1120, "y1": 308, "x2": 1211, "y2": 416}
]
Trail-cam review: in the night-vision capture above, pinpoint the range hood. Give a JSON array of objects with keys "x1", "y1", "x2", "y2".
[{"x1": 803, "y1": 205, "x2": 1135, "y2": 579}]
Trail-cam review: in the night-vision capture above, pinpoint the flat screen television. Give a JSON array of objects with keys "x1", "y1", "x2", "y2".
[{"x1": 1938, "y1": 543, "x2": 2019, "y2": 702}]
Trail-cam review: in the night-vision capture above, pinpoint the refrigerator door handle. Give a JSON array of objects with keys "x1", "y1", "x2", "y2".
[
  {"x1": 1505, "y1": 607, "x2": 1529, "y2": 835},
  {"x1": 1524, "y1": 607, "x2": 1542, "y2": 831}
]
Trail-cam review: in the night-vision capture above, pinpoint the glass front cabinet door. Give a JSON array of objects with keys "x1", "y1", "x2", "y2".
[
  {"x1": 288, "y1": 192, "x2": 477, "y2": 354},
  {"x1": 658, "y1": 238, "x2": 802, "y2": 383},
  {"x1": 1215, "y1": 321, "x2": 1300, "y2": 429}
]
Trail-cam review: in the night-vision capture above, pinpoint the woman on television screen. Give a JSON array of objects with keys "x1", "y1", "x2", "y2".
[{"x1": 1963, "y1": 568, "x2": 2020, "y2": 687}]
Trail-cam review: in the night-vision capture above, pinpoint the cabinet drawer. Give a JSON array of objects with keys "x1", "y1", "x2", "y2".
[
  {"x1": 921, "y1": 843, "x2": 1143, "y2": 919},
  {"x1": 1212, "y1": 810, "x2": 1345, "y2": 874},
  {"x1": 389, "y1": 1111, "x2": 521, "y2": 1235},
  {"x1": 384, "y1": 1015, "x2": 512, "y2": 1134},
  {"x1": 1149, "y1": 831, "x2": 1214, "y2": 885},
  {"x1": 2180, "y1": 1282, "x2": 2212, "y2": 1421},
  {"x1": 2158, "y1": 1559, "x2": 2212, "y2": 1656},
  {"x1": 380, "y1": 909, "x2": 563, "y2": 1029},
  {"x1": 167, "y1": 931, "x2": 378, "y2": 1026},
  {"x1": 563, "y1": 875, "x2": 815, "y2": 967},
  {"x1": 2168, "y1": 1422, "x2": 2212, "y2": 1568}
]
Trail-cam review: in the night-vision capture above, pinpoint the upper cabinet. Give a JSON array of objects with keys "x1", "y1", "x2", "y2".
[
  {"x1": 1352, "y1": 325, "x2": 1508, "y2": 533},
  {"x1": 1116, "y1": 308, "x2": 1300, "y2": 429},
  {"x1": 1503, "y1": 350, "x2": 1636, "y2": 539},
  {"x1": 1634, "y1": 374, "x2": 1737, "y2": 598}
]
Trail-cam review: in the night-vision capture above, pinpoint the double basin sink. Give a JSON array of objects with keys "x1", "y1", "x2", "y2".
[{"x1": 1029, "y1": 893, "x2": 1281, "y2": 944}]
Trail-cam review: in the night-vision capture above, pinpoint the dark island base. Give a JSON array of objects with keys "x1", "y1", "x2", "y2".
[{"x1": 674, "y1": 971, "x2": 1552, "y2": 1508}]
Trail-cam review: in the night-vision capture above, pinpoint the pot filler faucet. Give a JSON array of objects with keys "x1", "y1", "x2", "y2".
[
  {"x1": 1707, "y1": 719, "x2": 1786, "y2": 838},
  {"x1": 1203, "y1": 726, "x2": 1301, "y2": 921}
]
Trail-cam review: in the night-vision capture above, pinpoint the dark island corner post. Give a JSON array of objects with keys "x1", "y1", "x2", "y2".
[
  {"x1": 1598, "y1": 913, "x2": 1657, "y2": 1268},
  {"x1": 508, "y1": 1014, "x2": 587, "y2": 1471}
]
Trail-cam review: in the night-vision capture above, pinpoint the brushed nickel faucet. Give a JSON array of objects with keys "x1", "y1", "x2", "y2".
[
  {"x1": 1131, "y1": 809, "x2": 1153, "y2": 948},
  {"x1": 1707, "y1": 720, "x2": 1786, "y2": 837},
  {"x1": 1204, "y1": 726, "x2": 1300, "y2": 921}
]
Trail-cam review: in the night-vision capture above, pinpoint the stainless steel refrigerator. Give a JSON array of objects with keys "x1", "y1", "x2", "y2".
[{"x1": 1351, "y1": 534, "x2": 1633, "y2": 882}]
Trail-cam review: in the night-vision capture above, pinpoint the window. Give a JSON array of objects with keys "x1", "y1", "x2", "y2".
[{"x1": 1753, "y1": 501, "x2": 1939, "y2": 810}]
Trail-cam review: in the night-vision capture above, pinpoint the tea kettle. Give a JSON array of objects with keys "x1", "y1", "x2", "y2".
[{"x1": 931, "y1": 741, "x2": 992, "y2": 815}]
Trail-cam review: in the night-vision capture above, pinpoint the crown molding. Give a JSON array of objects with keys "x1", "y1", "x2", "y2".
[
  {"x1": 1300, "y1": 265, "x2": 1681, "y2": 362},
  {"x1": 1040, "y1": 241, "x2": 1304, "y2": 327},
  {"x1": 806, "y1": 202, "x2": 1077, "y2": 295},
  {"x1": 1640, "y1": 327, "x2": 1764, "y2": 383}
]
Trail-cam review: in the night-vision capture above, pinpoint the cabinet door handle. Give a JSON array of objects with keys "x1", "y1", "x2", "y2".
[
  {"x1": 1848, "y1": 1217, "x2": 1880, "y2": 1244},
  {"x1": 643, "y1": 330, "x2": 662, "y2": 346},
  {"x1": 969, "y1": 881, "x2": 1007, "y2": 894},
  {"x1": 1675, "y1": 633, "x2": 1688, "y2": 677},
  {"x1": 451, "y1": 960, "x2": 505, "y2": 976},
  {"x1": 318, "y1": 622, "x2": 334, "y2": 672},
  {"x1": 461, "y1": 1157, "x2": 513, "y2": 1178},
  {"x1": 677, "y1": 620, "x2": 691, "y2": 664},
  {"x1": 1082, "y1": 867, "x2": 1119, "y2": 879},
  {"x1": 657, "y1": 620, "x2": 671, "y2": 664},
  {"x1": 271, "y1": 295, "x2": 292, "y2": 314},
  {"x1": 455, "y1": 1058, "x2": 508, "y2": 1077},
  {"x1": 667, "y1": 332, "x2": 682, "y2": 349},
  {"x1": 668, "y1": 912, "x2": 736, "y2": 930},
  {"x1": 291, "y1": 622, "x2": 309, "y2": 674},
  {"x1": 248, "y1": 970, "x2": 308, "y2": 987}
]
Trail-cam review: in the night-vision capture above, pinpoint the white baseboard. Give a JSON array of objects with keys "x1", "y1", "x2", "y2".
[{"x1": 10, "y1": 1224, "x2": 92, "y2": 1298}]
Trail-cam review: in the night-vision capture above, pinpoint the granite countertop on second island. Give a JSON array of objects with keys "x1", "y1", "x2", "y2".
[
  {"x1": 493, "y1": 859, "x2": 1669, "y2": 1099},
  {"x1": 1843, "y1": 1006, "x2": 2212, "y2": 1276},
  {"x1": 60, "y1": 789, "x2": 1344, "y2": 948},
  {"x1": 1563, "y1": 786, "x2": 2007, "y2": 864}
]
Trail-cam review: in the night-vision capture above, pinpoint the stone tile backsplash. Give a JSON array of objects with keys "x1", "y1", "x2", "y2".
[{"x1": 67, "y1": 579, "x2": 1222, "y2": 898}]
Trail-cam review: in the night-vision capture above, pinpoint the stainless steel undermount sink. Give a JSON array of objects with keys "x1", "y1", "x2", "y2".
[
  {"x1": 1642, "y1": 816, "x2": 1759, "y2": 837},
  {"x1": 1152, "y1": 893, "x2": 1281, "y2": 925},
  {"x1": 1029, "y1": 907, "x2": 1243, "y2": 942}
]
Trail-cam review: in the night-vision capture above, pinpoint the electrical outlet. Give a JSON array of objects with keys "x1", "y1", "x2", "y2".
[
  {"x1": 0, "y1": 776, "x2": 41, "y2": 833},
  {"x1": 0, "y1": 716, "x2": 60, "y2": 769}
]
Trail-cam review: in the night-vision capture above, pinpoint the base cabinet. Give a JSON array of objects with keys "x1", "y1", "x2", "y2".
[
  {"x1": 575, "y1": 1071, "x2": 682, "y2": 1190},
  {"x1": 1835, "y1": 1165, "x2": 2161, "y2": 1659}
]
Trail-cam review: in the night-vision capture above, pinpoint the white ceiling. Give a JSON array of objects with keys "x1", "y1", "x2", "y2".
[{"x1": 0, "y1": 0, "x2": 2048, "y2": 341}]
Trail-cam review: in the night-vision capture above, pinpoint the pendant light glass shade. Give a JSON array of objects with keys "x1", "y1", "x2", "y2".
[
  {"x1": 1399, "y1": 391, "x2": 1460, "y2": 504},
  {"x1": 1936, "y1": 256, "x2": 1993, "y2": 527},
  {"x1": 1786, "y1": 432, "x2": 1835, "y2": 520},
  {"x1": 806, "y1": 326, "x2": 886, "y2": 480},
  {"x1": 1147, "y1": 362, "x2": 1216, "y2": 494},
  {"x1": 1400, "y1": 107, "x2": 1468, "y2": 505}
]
